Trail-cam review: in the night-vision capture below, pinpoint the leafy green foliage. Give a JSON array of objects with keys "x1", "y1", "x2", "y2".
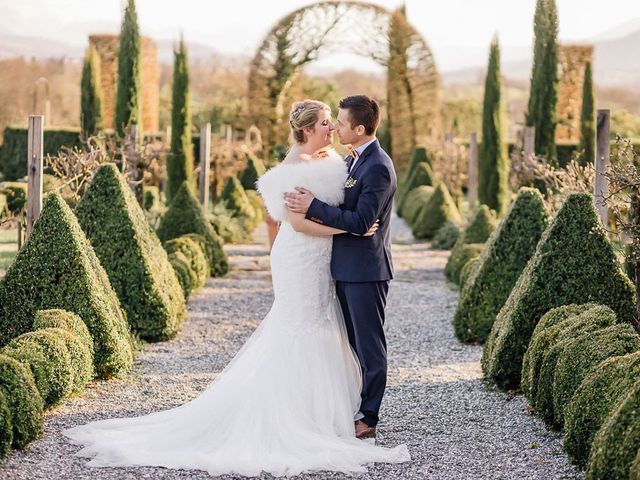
[
  {"x1": 0, "y1": 354, "x2": 43, "y2": 449},
  {"x1": 164, "y1": 237, "x2": 208, "y2": 290},
  {"x1": 479, "y1": 36, "x2": 509, "y2": 214},
  {"x1": 76, "y1": 163, "x2": 187, "y2": 341},
  {"x1": 240, "y1": 154, "x2": 266, "y2": 191},
  {"x1": 0, "y1": 193, "x2": 134, "y2": 379},
  {"x1": 579, "y1": 62, "x2": 595, "y2": 165},
  {"x1": 482, "y1": 193, "x2": 636, "y2": 389},
  {"x1": 157, "y1": 182, "x2": 229, "y2": 276},
  {"x1": 80, "y1": 44, "x2": 104, "y2": 136},
  {"x1": 431, "y1": 221, "x2": 461, "y2": 250},
  {"x1": 0, "y1": 391, "x2": 11, "y2": 460},
  {"x1": 167, "y1": 37, "x2": 194, "y2": 202},
  {"x1": 168, "y1": 251, "x2": 195, "y2": 299},
  {"x1": 412, "y1": 183, "x2": 462, "y2": 240},
  {"x1": 402, "y1": 186, "x2": 434, "y2": 227},
  {"x1": 397, "y1": 163, "x2": 434, "y2": 217},
  {"x1": 445, "y1": 243, "x2": 484, "y2": 285},
  {"x1": 454, "y1": 189, "x2": 549, "y2": 343}
]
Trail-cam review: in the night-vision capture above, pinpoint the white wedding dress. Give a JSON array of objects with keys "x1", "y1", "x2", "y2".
[{"x1": 63, "y1": 148, "x2": 410, "y2": 477}]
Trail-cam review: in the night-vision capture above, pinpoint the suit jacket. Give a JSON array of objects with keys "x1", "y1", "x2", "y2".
[{"x1": 305, "y1": 139, "x2": 397, "y2": 282}]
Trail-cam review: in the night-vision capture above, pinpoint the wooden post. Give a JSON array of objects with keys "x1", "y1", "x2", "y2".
[
  {"x1": 225, "y1": 125, "x2": 233, "y2": 144},
  {"x1": 523, "y1": 126, "x2": 535, "y2": 159},
  {"x1": 26, "y1": 115, "x2": 44, "y2": 240},
  {"x1": 199, "y1": 123, "x2": 212, "y2": 213},
  {"x1": 468, "y1": 132, "x2": 478, "y2": 210},
  {"x1": 125, "y1": 124, "x2": 143, "y2": 205},
  {"x1": 594, "y1": 109, "x2": 611, "y2": 226}
]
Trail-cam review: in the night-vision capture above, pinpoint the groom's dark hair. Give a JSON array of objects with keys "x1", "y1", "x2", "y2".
[{"x1": 339, "y1": 95, "x2": 380, "y2": 135}]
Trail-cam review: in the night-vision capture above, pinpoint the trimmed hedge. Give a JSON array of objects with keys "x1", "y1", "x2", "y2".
[
  {"x1": 168, "y1": 251, "x2": 195, "y2": 299},
  {"x1": 445, "y1": 205, "x2": 495, "y2": 283},
  {"x1": 412, "y1": 183, "x2": 462, "y2": 240},
  {"x1": 521, "y1": 304, "x2": 597, "y2": 399},
  {"x1": 0, "y1": 354, "x2": 43, "y2": 449},
  {"x1": 45, "y1": 328, "x2": 93, "y2": 396},
  {"x1": 4, "y1": 329, "x2": 74, "y2": 408},
  {"x1": 157, "y1": 182, "x2": 229, "y2": 276},
  {"x1": 0, "y1": 127, "x2": 82, "y2": 181},
  {"x1": 398, "y1": 163, "x2": 434, "y2": 217},
  {"x1": 76, "y1": 163, "x2": 187, "y2": 342},
  {"x1": 245, "y1": 189, "x2": 265, "y2": 228},
  {"x1": 220, "y1": 176, "x2": 256, "y2": 222},
  {"x1": 404, "y1": 146, "x2": 432, "y2": 185},
  {"x1": 564, "y1": 351, "x2": 640, "y2": 466},
  {"x1": 431, "y1": 221, "x2": 461, "y2": 250},
  {"x1": 402, "y1": 186, "x2": 434, "y2": 227},
  {"x1": 240, "y1": 153, "x2": 266, "y2": 191},
  {"x1": 33, "y1": 309, "x2": 94, "y2": 357},
  {"x1": 208, "y1": 204, "x2": 252, "y2": 245},
  {"x1": 164, "y1": 236, "x2": 208, "y2": 289},
  {"x1": 444, "y1": 244, "x2": 484, "y2": 285},
  {"x1": 553, "y1": 322, "x2": 640, "y2": 428},
  {"x1": 482, "y1": 193, "x2": 636, "y2": 389},
  {"x1": 0, "y1": 391, "x2": 11, "y2": 460},
  {"x1": 587, "y1": 379, "x2": 640, "y2": 479},
  {"x1": 0, "y1": 192, "x2": 134, "y2": 379},
  {"x1": 459, "y1": 257, "x2": 480, "y2": 293},
  {"x1": 454, "y1": 188, "x2": 549, "y2": 344},
  {"x1": 533, "y1": 306, "x2": 617, "y2": 426}
]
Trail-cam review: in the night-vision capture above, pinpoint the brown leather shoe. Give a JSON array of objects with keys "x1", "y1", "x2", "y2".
[{"x1": 355, "y1": 420, "x2": 376, "y2": 439}]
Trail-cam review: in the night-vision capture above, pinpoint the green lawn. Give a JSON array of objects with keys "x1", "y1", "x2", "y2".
[{"x1": 0, "y1": 228, "x2": 18, "y2": 273}]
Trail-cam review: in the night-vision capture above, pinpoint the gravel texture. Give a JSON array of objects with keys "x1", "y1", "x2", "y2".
[{"x1": 0, "y1": 217, "x2": 583, "y2": 479}]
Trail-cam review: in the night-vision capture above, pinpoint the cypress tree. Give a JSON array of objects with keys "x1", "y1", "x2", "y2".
[
  {"x1": 167, "y1": 36, "x2": 194, "y2": 202},
  {"x1": 479, "y1": 35, "x2": 509, "y2": 215},
  {"x1": 526, "y1": 0, "x2": 559, "y2": 163},
  {"x1": 80, "y1": 45, "x2": 104, "y2": 137},
  {"x1": 579, "y1": 61, "x2": 595, "y2": 165},
  {"x1": 114, "y1": 0, "x2": 142, "y2": 137}
]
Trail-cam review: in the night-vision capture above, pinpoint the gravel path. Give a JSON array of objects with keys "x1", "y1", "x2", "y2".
[{"x1": 0, "y1": 218, "x2": 583, "y2": 480}]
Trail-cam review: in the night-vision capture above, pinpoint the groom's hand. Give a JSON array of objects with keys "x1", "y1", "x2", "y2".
[{"x1": 284, "y1": 187, "x2": 315, "y2": 214}]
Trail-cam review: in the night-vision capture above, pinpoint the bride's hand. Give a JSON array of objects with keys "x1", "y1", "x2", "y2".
[{"x1": 361, "y1": 220, "x2": 379, "y2": 237}]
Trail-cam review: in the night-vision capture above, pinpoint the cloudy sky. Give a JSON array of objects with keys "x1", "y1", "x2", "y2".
[{"x1": 1, "y1": 0, "x2": 639, "y2": 71}]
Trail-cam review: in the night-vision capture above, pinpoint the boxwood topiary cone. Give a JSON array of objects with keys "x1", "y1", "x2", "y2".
[
  {"x1": 76, "y1": 163, "x2": 187, "y2": 342},
  {"x1": 0, "y1": 354, "x2": 43, "y2": 449},
  {"x1": 168, "y1": 251, "x2": 195, "y2": 298},
  {"x1": 453, "y1": 188, "x2": 549, "y2": 344},
  {"x1": 432, "y1": 221, "x2": 461, "y2": 250},
  {"x1": 401, "y1": 147, "x2": 432, "y2": 199},
  {"x1": 0, "y1": 390, "x2": 11, "y2": 460},
  {"x1": 445, "y1": 205, "x2": 496, "y2": 283},
  {"x1": 587, "y1": 379, "x2": 640, "y2": 480},
  {"x1": 220, "y1": 176, "x2": 256, "y2": 221},
  {"x1": 521, "y1": 303, "x2": 598, "y2": 399},
  {"x1": 533, "y1": 306, "x2": 617, "y2": 426},
  {"x1": 564, "y1": 351, "x2": 640, "y2": 467},
  {"x1": 157, "y1": 182, "x2": 229, "y2": 277},
  {"x1": 553, "y1": 322, "x2": 640, "y2": 428},
  {"x1": 240, "y1": 154, "x2": 266, "y2": 191},
  {"x1": 0, "y1": 192, "x2": 133, "y2": 379},
  {"x1": 459, "y1": 257, "x2": 481, "y2": 294},
  {"x1": 402, "y1": 186, "x2": 434, "y2": 227},
  {"x1": 412, "y1": 183, "x2": 461, "y2": 240},
  {"x1": 398, "y1": 163, "x2": 434, "y2": 217},
  {"x1": 482, "y1": 193, "x2": 636, "y2": 390}
]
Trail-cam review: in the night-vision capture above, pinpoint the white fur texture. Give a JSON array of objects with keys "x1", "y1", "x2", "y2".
[{"x1": 257, "y1": 149, "x2": 347, "y2": 222}]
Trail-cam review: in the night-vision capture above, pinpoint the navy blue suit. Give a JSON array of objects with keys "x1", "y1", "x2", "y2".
[{"x1": 306, "y1": 139, "x2": 396, "y2": 427}]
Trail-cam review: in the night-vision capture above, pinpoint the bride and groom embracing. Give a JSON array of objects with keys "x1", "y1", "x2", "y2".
[{"x1": 63, "y1": 95, "x2": 410, "y2": 477}]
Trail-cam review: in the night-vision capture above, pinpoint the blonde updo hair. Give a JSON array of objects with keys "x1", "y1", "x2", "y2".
[{"x1": 289, "y1": 99, "x2": 331, "y2": 144}]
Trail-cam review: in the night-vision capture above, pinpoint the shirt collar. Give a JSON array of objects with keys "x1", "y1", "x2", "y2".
[{"x1": 353, "y1": 137, "x2": 376, "y2": 157}]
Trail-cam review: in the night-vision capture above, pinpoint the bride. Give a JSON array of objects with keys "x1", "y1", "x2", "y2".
[{"x1": 63, "y1": 99, "x2": 410, "y2": 477}]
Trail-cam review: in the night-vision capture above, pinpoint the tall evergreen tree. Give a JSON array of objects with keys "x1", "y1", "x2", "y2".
[
  {"x1": 479, "y1": 35, "x2": 509, "y2": 215},
  {"x1": 80, "y1": 45, "x2": 104, "y2": 137},
  {"x1": 526, "y1": 0, "x2": 559, "y2": 164},
  {"x1": 579, "y1": 62, "x2": 596, "y2": 165},
  {"x1": 167, "y1": 37, "x2": 194, "y2": 202},
  {"x1": 114, "y1": 0, "x2": 142, "y2": 137}
]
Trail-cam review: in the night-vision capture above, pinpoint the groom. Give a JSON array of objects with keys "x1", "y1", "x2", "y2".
[{"x1": 285, "y1": 95, "x2": 396, "y2": 439}]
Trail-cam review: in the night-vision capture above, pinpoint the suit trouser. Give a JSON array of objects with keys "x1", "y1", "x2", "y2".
[{"x1": 335, "y1": 280, "x2": 390, "y2": 428}]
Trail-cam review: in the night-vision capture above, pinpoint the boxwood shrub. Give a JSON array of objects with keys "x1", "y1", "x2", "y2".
[
  {"x1": 402, "y1": 186, "x2": 434, "y2": 227},
  {"x1": 454, "y1": 188, "x2": 549, "y2": 343},
  {"x1": 239, "y1": 153, "x2": 266, "y2": 191},
  {"x1": 33, "y1": 309, "x2": 93, "y2": 357},
  {"x1": 0, "y1": 354, "x2": 43, "y2": 449},
  {"x1": 482, "y1": 193, "x2": 636, "y2": 390},
  {"x1": 157, "y1": 181, "x2": 229, "y2": 276},
  {"x1": 412, "y1": 183, "x2": 461, "y2": 240},
  {"x1": 0, "y1": 390, "x2": 11, "y2": 460},
  {"x1": 168, "y1": 251, "x2": 196, "y2": 299},
  {"x1": 0, "y1": 193, "x2": 134, "y2": 379},
  {"x1": 431, "y1": 221, "x2": 461, "y2": 250},
  {"x1": 76, "y1": 163, "x2": 187, "y2": 342},
  {"x1": 164, "y1": 237, "x2": 208, "y2": 289},
  {"x1": 398, "y1": 162, "x2": 434, "y2": 217}
]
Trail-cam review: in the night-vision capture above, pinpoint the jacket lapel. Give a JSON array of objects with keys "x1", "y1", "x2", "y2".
[{"x1": 349, "y1": 139, "x2": 379, "y2": 177}]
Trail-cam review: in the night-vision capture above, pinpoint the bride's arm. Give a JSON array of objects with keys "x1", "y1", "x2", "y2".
[{"x1": 288, "y1": 210, "x2": 345, "y2": 236}]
